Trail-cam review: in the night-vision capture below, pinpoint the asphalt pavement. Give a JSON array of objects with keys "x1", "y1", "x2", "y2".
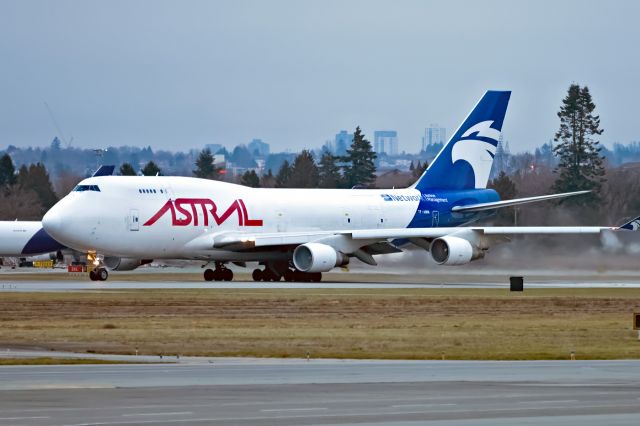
[{"x1": 1, "y1": 359, "x2": 640, "y2": 425}]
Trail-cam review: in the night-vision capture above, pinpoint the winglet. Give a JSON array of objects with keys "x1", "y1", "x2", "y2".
[{"x1": 619, "y1": 216, "x2": 640, "y2": 230}]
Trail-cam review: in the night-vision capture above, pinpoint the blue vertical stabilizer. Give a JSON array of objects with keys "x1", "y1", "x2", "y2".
[{"x1": 413, "y1": 91, "x2": 511, "y2": 191}]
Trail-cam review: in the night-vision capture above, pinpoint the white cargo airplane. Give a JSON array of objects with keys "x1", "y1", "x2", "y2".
[
  {"x1": 0, "y1": 221, "x2": 65, "y2": 258},
  {"x1": 41, "y1": 91, "x2": 639, "y2": 282},
  {"x1": 0, "y1": 167, "x2": 111, "y2": 266}
]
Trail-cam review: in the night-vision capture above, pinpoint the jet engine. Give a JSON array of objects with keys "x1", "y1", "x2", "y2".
[
  {"x1": 293, "y1": 243, "x2": 349, "y2": 273},
  {"x1": 429, "y1": 236, "x2": 484, "y2": 266},
  {"x1": 103, "y1": 257, "x2": 153, "y2": 271}
]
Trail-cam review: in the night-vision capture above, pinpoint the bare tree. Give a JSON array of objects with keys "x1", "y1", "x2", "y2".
[{"x1": 0, "y1": 188, "x2": 43, "y2": 220}]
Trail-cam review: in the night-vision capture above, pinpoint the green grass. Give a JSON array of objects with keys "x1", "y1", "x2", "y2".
[
  {"x1": 0, "y1": 357, "x2": 135, "y2": 365},
  {"x1": 3, "y1": 270, "x2": 640, "y2": 284},
  {"x1": 1, "y1": 288, "x2": 640, "y2": 360}
]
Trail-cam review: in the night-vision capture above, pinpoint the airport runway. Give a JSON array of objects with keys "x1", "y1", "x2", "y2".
[
  {"x1": 2, "y1": 359, "x2": 640, "y2": 425},
  {"x1": 4, "y1": 279, "x2": 640, "y2": 291}
]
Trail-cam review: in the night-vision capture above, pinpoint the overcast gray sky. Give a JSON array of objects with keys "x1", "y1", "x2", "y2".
[{"x1": 0, "y1": 0, "x2": 638, "y2": 154}]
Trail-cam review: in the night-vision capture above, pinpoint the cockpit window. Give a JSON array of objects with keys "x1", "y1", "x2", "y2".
[{"x1": 74, "y1": 185, "x2": 101, "y2": 192}]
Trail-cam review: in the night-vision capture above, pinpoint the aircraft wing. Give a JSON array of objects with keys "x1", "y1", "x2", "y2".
[
  {"x1": 204, "y1": 222, "x2": 632, "y2": 252},
  {"x1": 211, "y1": 230, "x2": 336, "y2": 250},
  {"x1": 351, "y1": 226, "x2": 617, "y2": 239},
  {"x1": 451, "y1": 190, "x2": 590, "y2": 212}
]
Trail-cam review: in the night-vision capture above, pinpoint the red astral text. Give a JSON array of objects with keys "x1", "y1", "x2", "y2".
[{"x1": 143, "y1": 198, "x2": 263, "y2": 227}]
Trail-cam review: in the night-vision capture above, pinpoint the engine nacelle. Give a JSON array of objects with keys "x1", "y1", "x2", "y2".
[
  {"x1": 293, "y1": 243, "x2": 349, "y2": 273},
  {"x1": 103, "y1": 257, "x2": 153, "y2": 271},
  {"x1": 429, "y1": 236, "x2": 484, "y2": 266}
]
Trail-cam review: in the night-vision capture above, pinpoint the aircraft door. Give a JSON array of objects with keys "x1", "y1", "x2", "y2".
[
  {"x1": 432, "y1": 210, "x2": 439, "y2": 227},
  {"x1": 366, "y1": 204, "x2": 384, "y2": 228},
  {"x1": 163, "y1": 187, "x2": 174, "y2": 200},
  {"x1": 129, "y1": 209, "x2": 140, "y2": 231},
  {"x1": 276, "y1": 210, "x2": 286, "y2": 232}
]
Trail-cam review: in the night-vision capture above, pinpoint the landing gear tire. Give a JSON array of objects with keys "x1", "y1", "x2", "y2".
[
  {"x1": 252, "y1": 268, "x2": 282, "y2": 282},
  {"x1": 291, "y1": 270, "x2": 322, "y2": 282},
  {"x1": 89, "y1": 270, "x2": 97, "y2": 281},
  {"x1": 252, "y1": 269, "x2": 262, "y2": 282},
  {"x1": 205, "y1": 265, "x2": 234, "y2": 282},
  {"x1": 283, "y1": 269, "x2": 295, "y2": 282},
  {"x1": 204, "y1": 268, "x2": 215, "y2": 282},
  {"x1": 264, "y1": 269, "x2": 282, "y2": 282},
  {"x1": 293, "y1": 270, "x2": 304, "y2": 282},
  {"x1": 273, "y1": 273, "x2": 282, "y2": 282},
  {"x1": 222, "y1": 268, "x2": 233, "y2": 281},
  {"x1": 96, "y1": 268, "x2": 108, "y2": 281}
]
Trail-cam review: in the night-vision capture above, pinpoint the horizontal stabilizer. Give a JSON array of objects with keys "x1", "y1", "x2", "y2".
[
  {"x1": 451, "y1": 190, "x2": 590, "y2": 213},
  {"x1": 619, "y1": 216, "x2": 640, "y2": 230}
]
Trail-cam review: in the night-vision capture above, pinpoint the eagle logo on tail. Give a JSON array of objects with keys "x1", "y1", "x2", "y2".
[{"x1": 451, "y1": 120, "x2": 501, "y2": 189}]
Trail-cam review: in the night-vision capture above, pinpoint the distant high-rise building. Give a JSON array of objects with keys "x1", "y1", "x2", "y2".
[
  {"x1": 492, "y1": 134, "x2": 510, "y2": 176},
  {"x1": 421, "y1": 124, "x2": 447, "y2": 152},
  {"x1": 334, "y1": 130, "x2": 353, "y2": 156},
  {"x1": 373, "y1": 130, "x2": 399, "y2": 156},
  {"x1": 247, "y1": 138, "x2": 270, "y2": 157}
]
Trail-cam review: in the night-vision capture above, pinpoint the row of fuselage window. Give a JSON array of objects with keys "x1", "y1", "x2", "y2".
[{"x1": 138, "y1": 188, "x2": 165, "y2": 194}]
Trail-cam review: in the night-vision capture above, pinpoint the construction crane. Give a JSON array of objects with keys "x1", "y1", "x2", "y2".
[{"x1": 43, "y1": 101, "x2": 74, "y2": 148}]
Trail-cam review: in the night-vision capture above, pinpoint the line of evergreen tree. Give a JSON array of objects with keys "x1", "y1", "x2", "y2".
[
  {"x1": 318, "y1": 150, "x2": 342, "y2": 188},
  {"x1": 271, "y1": 127, "x2": 377, "y2": 189},
  {"x1": 410, "y1": 160, "x2": 429, "y2": 179},
  {"x1": 341, "y1": 126, "x2": 377, "y2": 188},
  {"x1": 0, "y1": 154, "x2": 58, "y2": 220},
  {"x1": 119, "y1": 163, "x2": 137, "y2": 176},
  {"x1": 118, "y1": 161, "x2": 163, "y2": 176},
  {"x1": 240, "y1": 170, "x2": 260, "y2": 187},
  {"x1": 193, "y1": 148, "x2": 222, "y2": 180},
  {"x1": 288, "y1": 150, "x2": 320, "y2": 188},
  {"x1": 406, "y1": 160, "x2": 429, "y2": 186},
  {"x1": 552, "y1": 84, "x2": 606, "y2": 205},
  {"x1": 275, "y1": 160, "x2": 292, "y2": 188},
  {"x1": 0, "y1": 154, "x2": 17, "y2": 187},
  {"x1": 141, "y1": 161, "x2": 161, "y2": 176},
  {"x1": 488, "y1": 171, "x2": 518, "y2": 225}
]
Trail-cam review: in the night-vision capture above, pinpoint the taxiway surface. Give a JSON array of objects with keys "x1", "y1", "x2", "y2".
[{"x1": 1, "y1": 359, "x2": 640, "y2": 425}]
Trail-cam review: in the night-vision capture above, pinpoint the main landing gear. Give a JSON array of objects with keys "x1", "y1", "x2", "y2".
[
  {"x1": 252, "y1": 267, "x2": 322, "y2": 282},
  {"x1": 203, "y1": 262, "x2": 234, "y2": 282},
  {"x1": 89, "y1": 267, "x2": 109, "y2": 282}
]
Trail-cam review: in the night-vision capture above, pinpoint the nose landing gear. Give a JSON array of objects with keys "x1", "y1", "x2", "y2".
[
  {"x1": 87, "y1": 252, "x2": 108, "y2": 282},
  {"x1": 89, "y1": 267, "x2": 109, "y2": 282}
]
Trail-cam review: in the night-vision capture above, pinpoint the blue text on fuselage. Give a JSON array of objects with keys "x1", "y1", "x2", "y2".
[{"x1": 380, "y1": 193, "x2": 448, "y2": 203}]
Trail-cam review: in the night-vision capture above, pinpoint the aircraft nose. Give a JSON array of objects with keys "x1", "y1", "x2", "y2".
[{"x1": 42, "y1": 205, "x2": 63, "y2": 238}]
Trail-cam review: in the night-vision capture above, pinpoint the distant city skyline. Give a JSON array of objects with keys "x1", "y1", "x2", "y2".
[
  {"x1": 422, "y1": 124, "x2": 447, "y2": 152},
  {"x1": 1, "y1": 1, "x2": 639, "y2": 154},
  {"x1": 373, "y1": 130, "x2": 399, "y2": 156}
]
